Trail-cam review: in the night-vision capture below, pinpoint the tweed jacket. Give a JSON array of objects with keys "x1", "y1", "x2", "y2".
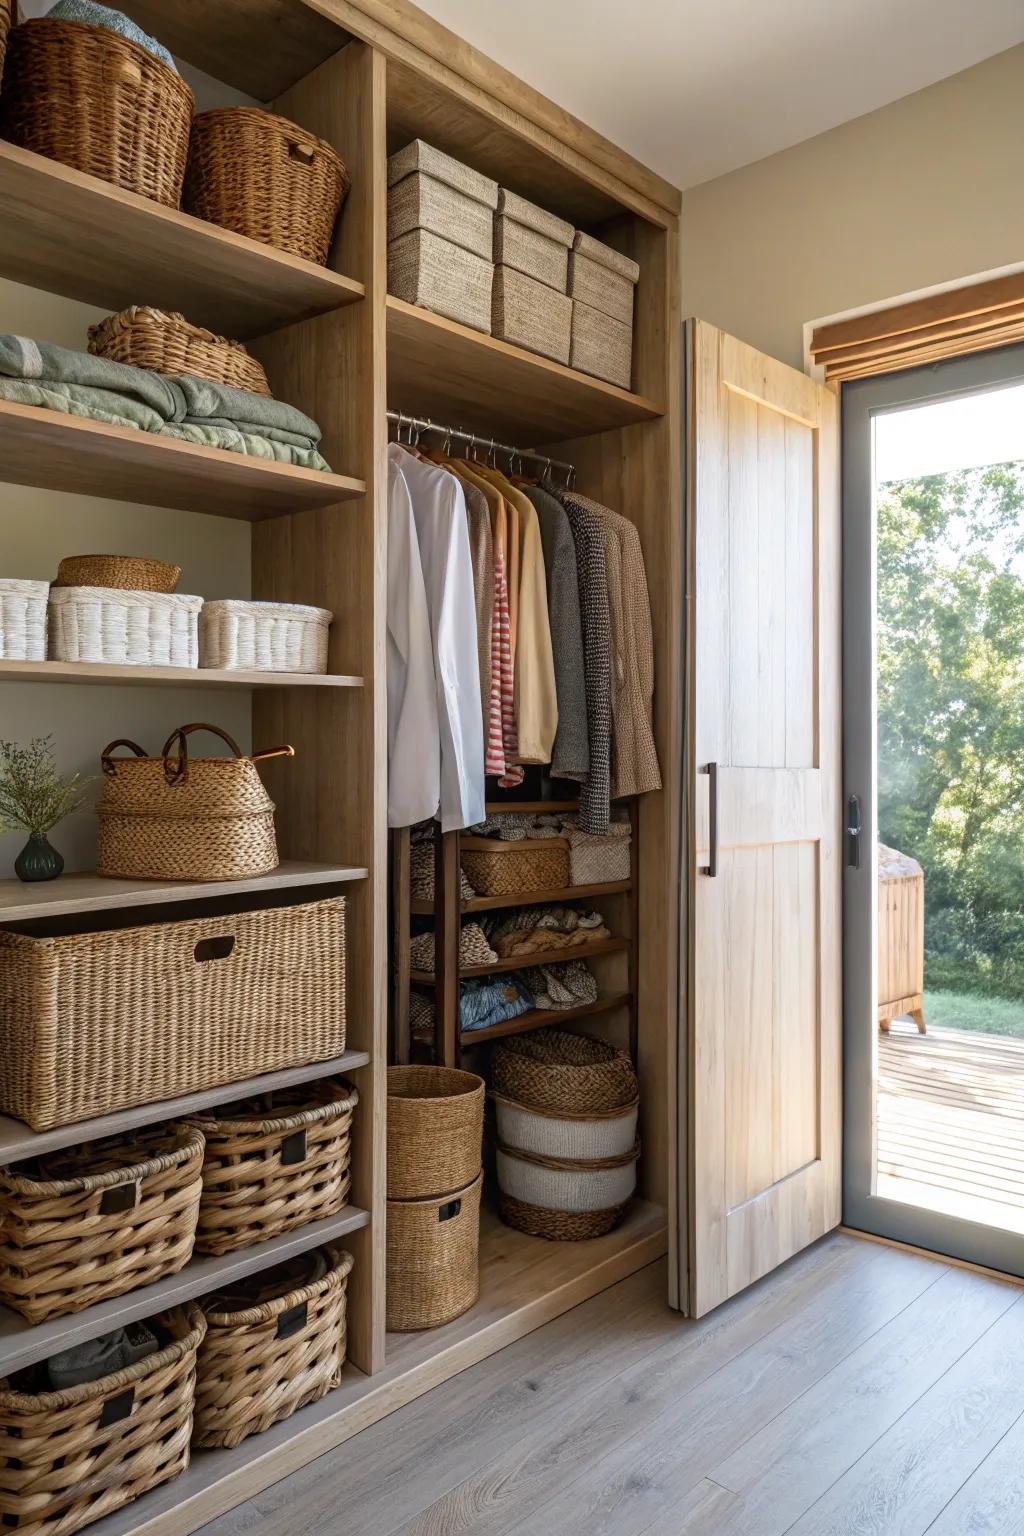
[
  {"x1": 524, "y1": 485, "x2": 590, "y2": 782},
  {"x1": 551, "y1": 485, "x2": 612, "y2": 833}
]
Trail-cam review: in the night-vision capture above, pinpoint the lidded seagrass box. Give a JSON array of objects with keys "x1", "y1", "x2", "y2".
[
  {"x1": 387, "y1": 139, "x2": 498, "y2": 333},
  {"x1": 568, "y1": 231, "x2": 640, "y2": 388}
]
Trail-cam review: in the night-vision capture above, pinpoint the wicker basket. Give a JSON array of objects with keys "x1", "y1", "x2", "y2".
[
  {"x1": 199, "y1": 599, "x2": 332, "y2": 675},
  {"x1": 0, "y1": 579, "x2": 47, "y2": 661},
  {"x1": 494, "y1": 189, "x2": 573, "y2": 293},
  {"x1": 388, "y1": 140, "x2": 498, "y2": 261},
  {"x1": 96, "y1": 724, "x2": 289, "y2": 882},
  {"x1": 0, "y1": 896, "x2": 347, "y2": 1131},
  {"x1": 496, "y1": 1141, "x2": 639, "y2": 1214},
  {"x1": 492, "y1": 266, "x2": 572, "y2": 364},
  {"x1": 491, "y1": 1029, "x2": 638, "y2": 1114},
  {"x1": 88, "y1": 307, "x2": 270, "y2": 397},
  {"x1": 499, "y1": 1192, "x2": 628, "y2": 1242},
  {"x1": 570, "y1": 298, "x2": 633, "y2": 390},
  {"x1": 387, "y1": 1065, "x2": 484, "y2": 1199},
  {"x1": 568, "y1": 822, "x2": 631, "y2": 885},
  {"x1": 493, "y1": 1092, "x2": 639, "y2": 1163},
  {"x1": 0, "y1": 1304, "x2": 205, "y2": 1536},
  {"x1": 0, "y1": 1126, "x2": 204, "y2": 1325},
  {"x1": 459, "y1": 835, "x2": 570, "y2": 897},
  {"x1": 55, "y1": 555, "x2": 180, "y2": 593},
  {"x1": 0, "y1": 0, "x2": 13, "y2": 80},
  {"x1": 185, "y1": 108, "x2": 350, "y2": 267},
  {"x1": 48, "y1": 587, "x2": 201, "y2": 668},
  {"x1": 193, "y1": 1246, "x2": 353, "y2": 1448},
  {"x1": 389, "y1": 228, "x2": 494, "y2": 335},
  {"x1": 568, "y1": 232, "x2": 640, "y2": 327},
  {"x1": 386, "y1": 1172, "x2": 482, "y2": 1331},
  {"x1": 189, "y1": 1079, "x2": 358, "y2": 1256},
  {"x1": 0, "y1": 18, "x2": 193, "y2": 207}
]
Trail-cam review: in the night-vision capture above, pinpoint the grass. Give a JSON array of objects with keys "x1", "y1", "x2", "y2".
[{"x1": 924, "y1": 988, "x2": 1024, "y2": 1039}]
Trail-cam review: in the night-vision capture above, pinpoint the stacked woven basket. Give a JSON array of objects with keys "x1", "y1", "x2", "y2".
[{"x1": 492, "y1": 1030, "x2": 640, "y2": 1240}]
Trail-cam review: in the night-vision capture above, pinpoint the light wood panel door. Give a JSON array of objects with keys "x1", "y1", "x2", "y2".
[{"x1": 686, "y1": 320, "x2": 841, "y2": 1317}]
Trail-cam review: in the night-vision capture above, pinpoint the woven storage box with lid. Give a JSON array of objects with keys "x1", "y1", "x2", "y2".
[
  {"x1": 0, "y1": 896, "x2": 346, "y2": 1131},
  {"x1": 494, "y1": 189, "x2": 573, "y2": 293},
  {"x1": 199, "y1": 599, "x2": 332, "y2": 675},
  {"x1": 493, "y1": 1092, "x2": 639, "y2": 1164},
  {"x1": 492, "y1": 266, "x2": 572, "y2": 364},
  {"x1": 459, "y1": 835, "x2": 570, "y2": 898},
  {"x1": 387, "y1": 1171, "x2": 482, "y2": 1331},
  {"x1": 570, "y1": 298, "x2": 633, "y2": 389},
  {"x1": 193, "y1": 1246, "x2": 353, "y2": 1448},
  {"x1": 387, "y1": 1065, "x2": 484, "y2": 1199},
  {"x1": 569, "y1": 232, "x2": 640, "y2": 326},
  {"x1": 0, "y1": 579, "x2": 47, "y2": 661},
  {"x1": 0, "y1": 1303, "x2": 205, "y2": 1536},
  {"x1": 568, "y1": 822, "x2": 631, "y2": 885},
  {"x1": 189, "y1": 1079, "x2": 358, "y2": 1256},
  {"x1": 96, "y1": 724, "x2": 287, "y2": 882},
  {"x1": 389, "y1": 228, "x2": 493, "y2": 335},
  {"x1": 48, "y1": 587, "x2": 201, "y2": 668},
  {"x1": 185, "y1": 108, "x2": 350, "y2": 267},
  {"x1": 0, "y1": 18, "x2": 194, "y2": 207},
  {"x1": 0, "y1": 1125, "x2": 204, "y2": 1326},
  {"x1": 492, "y1": 1028, "x2": 638, "y2": 1114},
  {"x1": 55, "y1": 555, "x2": 180, "y2": 593},
  {"x1": 88, "y1": 307, "x2": 270, "y2": 397},
  {"x1": 387, "y1": 139, "x2": 499, "y2": 261}
]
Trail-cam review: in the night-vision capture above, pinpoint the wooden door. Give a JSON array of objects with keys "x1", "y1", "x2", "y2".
[{"x1": 686, "y1": 320, "x2": 841, "y2": 1317}]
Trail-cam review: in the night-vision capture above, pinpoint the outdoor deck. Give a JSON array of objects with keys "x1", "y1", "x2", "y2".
[{"x1": 878, "y1": 1018, "x2": 1024, "y2": 1234}]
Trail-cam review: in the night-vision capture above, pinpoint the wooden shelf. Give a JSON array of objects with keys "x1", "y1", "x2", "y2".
[
  {"x1": 0, "y1": 1207, "x2": 370, "y2": 1377},
  {"x1": 410, "y1": 879, "x2": 633, "y2": 916},
  {"x1": 0, "y1": 1050, "x2": 370, "y2": 1169},
  {"x1": 0, "y1": 861, "x2": 367, "y2": 922},
  {"x1": 411, "y1": 936, "x2": 630, "y2": 984},
  {"x1": 0, "y1": 142, "x2": 364, "y2": 339},
  {"x1": 459, "y1": 991, "x2": 631, "y2": 1046},
  {"x1": 386, "y1": 297, "x2": 663, "y2": 444},
  {"x1": 0, "y1": 401, "x2": 365, "y2": 520},
  {"x1": 0, "y1": 660, "x2": 364, "y2": 690}
]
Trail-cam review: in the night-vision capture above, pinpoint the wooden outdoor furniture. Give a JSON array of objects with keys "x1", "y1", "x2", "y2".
[{"x1": 878, "y1": 843, "x2": 926, "y2": 1033}]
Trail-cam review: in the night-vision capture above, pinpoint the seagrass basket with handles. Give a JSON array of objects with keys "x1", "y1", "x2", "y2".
[
  {"x1": 193, "y1": 1246, "x2": 353, "y2": 1448},
  {"x1": 97, "y1": 723, "x2": 291, "y2": 882},
  {"x1": 0, "y1": 1303, "x2": 205, "y2": 1536},
  {"x1": 387, "y1": 1066, "x2": 484, "y2": 1199},
  {"x1": 0, "y1": 1124, "x2": 204, "y2": 1325},
  {"x1": 189, "y1": 1079, "x2": 358, "y2": 1256},
  {"x1": 386, "y1": 1172, "x2": 482, "y2": 1331},
  {"x1": 88, "y1": 307, "x2": 270, "y2": 396}
]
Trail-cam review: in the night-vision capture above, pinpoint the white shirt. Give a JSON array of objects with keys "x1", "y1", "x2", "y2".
[
  {"x1": 395, "y1": 447, "x2": 485, "y2": 832},
  {"x1": 387, "y1": 447, "x2": 440, "y2": 827}
]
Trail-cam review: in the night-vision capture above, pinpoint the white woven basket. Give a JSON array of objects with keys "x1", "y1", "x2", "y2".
[
  {"x1": 568, "y1": 823, "x2": 631, "y2": 885},
  {"x1": 199, "y1": 599, "x2": 332, "y2": 674},
  {"x1": 494, "y1": 1093, "x2": 638, "y2": 1161},
  {"x1": 48, "y1": 587, "x2": 202, "y2": 667},
  {"x1": 0, "y1": 579, "x2": 48, "y2": 660},
  {"x1": 495, "y1": 1142, "x2": 639, "y2": 1213}
]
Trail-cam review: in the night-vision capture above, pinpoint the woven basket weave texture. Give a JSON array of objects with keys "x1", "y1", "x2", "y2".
[
  {"x1": 48, "y1": 586, "x2": 201, "y2": 668},
  {"x1": 568, "y1": 823, "x2": 631, "y2": 885},
  {"x1": 493, "y1": 1093, "x2": 639, "y2": 1163},
  {"x1": 0, "y1": 0, "x2": 12, "y2": 77},
  {"x1": 491, "y1": 1028, "x2": 638, "y2": 1114},
  {"x1": 55, "y1": 555, "x2": 180, "y2": 593},
  {"x1": 199, "y1": 599, "x2": 331, "y2": 674},
  {"x1": 389, "y1": 172, "x2": 495, "y2": 261},
  {"x1": 492, "y1": 266, "x2": 572, "y2": 364},
  {"x1": 570, "y1": 297, "x2": 633, "y2": 389},
  {"x1": 499, "y1": 1192, "x2": 628, "y2": 1242},
  {"x1": 459, "y1": 836, "x2": 570, "y2": 897},
  {"x1": 387, "y1": 1065, "x2": 484, "y2": 1199},
  {"x1": 496, "y1": 1140, "x2": 639, "y2": 1213},
  {"x1": 494, "y1": 188, "x2": 573, "y2": 292},
  {"x1": 568, "y1": 231, "x2": 640, "y2": 326},
  {"x1": 389, "y1": 229, "x2": 494, "y2": 335},
  {"x1": 88, "y1": 307, "x2": 270, "y2": 396},
  {"x1": 386, "y1": 1172, "x2": 482, "y2": 1331},
  {"x1": 0, "y1": 579, "x2": 48, "y2": 661}
]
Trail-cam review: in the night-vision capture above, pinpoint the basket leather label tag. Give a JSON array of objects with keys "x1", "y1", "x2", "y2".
[
  {"x1": 100, "y1": 1181, "x2": 141, "y2": 1215},
  {"x1": 438, "y1": 1199, "x2": 461, "y2": 1222},
  {"x1": 281, "y1": 1130, "x2": 308, "y2": 1165},
  {"x1": 99, "y1": 1388, "x2": 136, "y2": 1428},
  {"x1": 276, "y1": 1301, "x2": 308, "y2": 1339}
]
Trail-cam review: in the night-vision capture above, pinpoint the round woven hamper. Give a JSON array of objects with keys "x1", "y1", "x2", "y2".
[
  {"x1": 193, "y1": 1246, "x2": 353, "y2": 1449},
  {"x1": 493, "y1": 1092, "x2": 639, "y2": 1163},
  {"x1": 387, "y1": 1171, "x2": 482, "y2": 1331},
  {"x1": 491, "y1": 1029, "x2": 638, "y2": 1114},
  {"x1": 185, "y1": 107, "x2": 350, "y2": 266},
  {"x1": 55, "y1": 555, "x2": 181, "y2": 593},
  {"x1": 387, "y1": 1065, "x2": 484, "y2": 1199},
  {"x1": 499, "y1": 1194, "x2": 628, "y2": 1242},
  {"x1": 0, "y1": 19, "x2": 194, "y2": 207},
  {"x1": 0, "y1": 1125, "x2": 204, "y2": 1325},
  {"x1": 189, "y1": 1079, "x2": 358, "y2": 1256},
  {"x1": 0, "y1": 1304, "x2": 205, "y2": 1536},
  {"x1": 88, "y1": 307, "x2": 271, "y2": 396},
  {"x1": 496, "y1": 1142, "x2": 640, "y2": 1242}
]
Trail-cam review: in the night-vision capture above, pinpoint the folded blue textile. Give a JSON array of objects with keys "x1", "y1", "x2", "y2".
[
  {"x1": 46, "y1": 0, "x2": 178, "y2": 71},
  {"x1": 459, "y1": 975, "x2": 534, "y2": 1033}
]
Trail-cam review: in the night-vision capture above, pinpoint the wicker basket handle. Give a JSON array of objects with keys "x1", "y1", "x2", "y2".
[
  {"x1": 100, "y1": 738, "x2": 148, "y2": 777},
  {"x1": 161, "y1": 722, "x2": 245, "y2": 785},
  {"x1": 288, "y1": 141, "x2": 316, "y2": 166}
]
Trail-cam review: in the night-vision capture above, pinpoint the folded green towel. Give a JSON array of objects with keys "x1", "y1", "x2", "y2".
[
  {"x1": 168, "y1": 374, "x2": 323, "y2": 445},
  {"x1": 160, "y1": 422, "x2": 331, "y2": 472},
  {"x1": 46, "y1": 0, "x2": 178, "y2": 71},
  {"x1": 0, "y1": 334, "x2": 180, "y2": 419},
  {"x1": 0, "y1": 377, "x2": 168, "y2": 434}
]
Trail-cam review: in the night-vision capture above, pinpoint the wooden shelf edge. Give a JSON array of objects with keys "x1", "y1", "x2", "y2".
[
  {"x1": 410, "y1": 936, "x2": 631, "y2": 985},
  {"x1": 0, "y1": 660, "x2": 364, "y2": 690},
  {"x1": 459, "y1": 991, "x2": 631, "y2": 1045},
  {"x1": 409, "y1": 880, "x2": 633, "y2": 916},
  {"x1": 0, "y1": 1206, "x2": 371, "y2": 1376}
]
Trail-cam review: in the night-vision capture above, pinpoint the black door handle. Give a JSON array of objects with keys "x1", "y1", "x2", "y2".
[{"x1": 847, "y1": 794, "x2": 862, "y2": 869}]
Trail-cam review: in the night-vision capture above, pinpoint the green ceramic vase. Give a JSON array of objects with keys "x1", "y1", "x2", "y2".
[{"x1": 14, "y1": 832, "x2": 64, "y2": 883}]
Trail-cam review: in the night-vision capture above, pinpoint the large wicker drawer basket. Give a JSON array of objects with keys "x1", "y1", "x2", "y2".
[{"x1": 0, "y1": 897, "x2": 347, "y2": 1131}]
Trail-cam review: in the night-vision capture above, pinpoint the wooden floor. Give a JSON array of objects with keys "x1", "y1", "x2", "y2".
[
  {"x1": 199, "y1": 1232, "x2": 1024, "y2": 1536},
  {"x1": 878, "y1": 1019, "x2": 1024, "y2": 1234}
]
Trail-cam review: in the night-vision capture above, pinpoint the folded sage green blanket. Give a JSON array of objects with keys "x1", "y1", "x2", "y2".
[
  {"x1": 160, "y1": 422, "x2": 330, "y2": 471},
  {"x1": 0, "y1": 378, "x2": 167, "y2": 433},
  {"x1": 0, "y1": 334, "x2": 180, "y2": 419},
  {"x1": 167, "y1": 374, "x2": 323, "y2": 446}
]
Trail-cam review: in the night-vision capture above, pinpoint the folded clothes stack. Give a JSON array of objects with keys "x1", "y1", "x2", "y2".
[{"x1": 0, "y1": 335, "x2": 331, "y2": 471}]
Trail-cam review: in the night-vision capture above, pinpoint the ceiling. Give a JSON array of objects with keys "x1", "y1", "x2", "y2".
[{"x1": 415, "y1": 0, "x2": 1024, "y2": 190}]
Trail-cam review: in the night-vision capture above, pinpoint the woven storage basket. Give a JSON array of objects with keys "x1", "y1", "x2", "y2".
[
  {"x1": 193, "y1": 1245, "x2": 353, "y2": 1448},
  {"x1": 199, "y1": 599, "x2": 332, "y2": 674},
  {"x1": 387, "y1": 140, "x2": 498, "y2": 261},
  {"x1": 496, "y1": 1140, "x2": 639, "y2": 1213},
  {"x1": 499, "y1": 1192, "x2": 628, "y2": 1242},
  {"x1": 55, "y1": 555, "x2": 180, "y2": 593},
  {"x1": 491, "y1": 1029, "x2": 638, "y2": 1114},
  {"x1": 493, "y1": 1092, "x2": 639, "y2": 1163},
  {"x1": 459, "y1": 835, "x2": 570, "y2": 898},
  {"x1": 0, "y1": 579, "x2": 47, "y2": 661},
  {"x1": 185, "y1": 108, "x2": 349, "y2": 266},
  {"x1": 88, "y1": 307, "x2": 270, "y2": 396},
  {"x1": 189, "y1": 1079, "x2": 358, "y2": 1256},
  {"x1": 0, "y1": 18, "x2": 193, "y2": 207},
  {"x1": 387, "y1": 1171, "x2": 482, "y2": 1331},
  {"x1": 492, "y1": 266, "x2": 572, "y2": 364},
  {"x1": 387, "y1": 1065, "x2": 484, "y2": 1199},
  {"x1": 494, "y1": 189, "x2": 573, "y2": 293},
  {"x1": 568, "y1": 822, "x2": 631, "y2": 885},
  {"x1": 0, "y1": 1125, "x2": 204, "y2": 1325},
  {"x1": 48, "y1": 587, "x2": 201, "y2": 668},
  {"x1": 570, "y1": 297, "x2": 633, "y2": 389},
  {"x1": 568, "y1": 232, "x2": 640, "y2": 327},
  {"x1": 96, "y1": 724, "x2": 289, "y2": 882},
  {"x1": 389, "y1": 228, "x2": 494, "y2": 335},
  {"x1": 0, "y1": 896, "x2": 347, "y2": 1131},
  {"x1": 0, "y1": 1303, "x2": 205, "y2": 1536}
]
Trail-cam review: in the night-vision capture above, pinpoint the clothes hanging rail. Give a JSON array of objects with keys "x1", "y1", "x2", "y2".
[{"x1": 386, "y1": 410, "x2": 575, "y2": 485}]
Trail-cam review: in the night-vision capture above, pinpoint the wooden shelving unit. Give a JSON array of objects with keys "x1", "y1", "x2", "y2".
[
  {"x1": 410, "y1": 935, "x2": 631, "y2": 983},
  {"x1": 0, "y1": 660, "x2": 364, "y2": 689},
  {"x1": 460, "y1": 991, "x2": 633, "y2": 1047}
]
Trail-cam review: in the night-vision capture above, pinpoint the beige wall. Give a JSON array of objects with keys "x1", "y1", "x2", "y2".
[{"x1": 681, "y1": 43, "x2": 1024, "y2": 370}]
